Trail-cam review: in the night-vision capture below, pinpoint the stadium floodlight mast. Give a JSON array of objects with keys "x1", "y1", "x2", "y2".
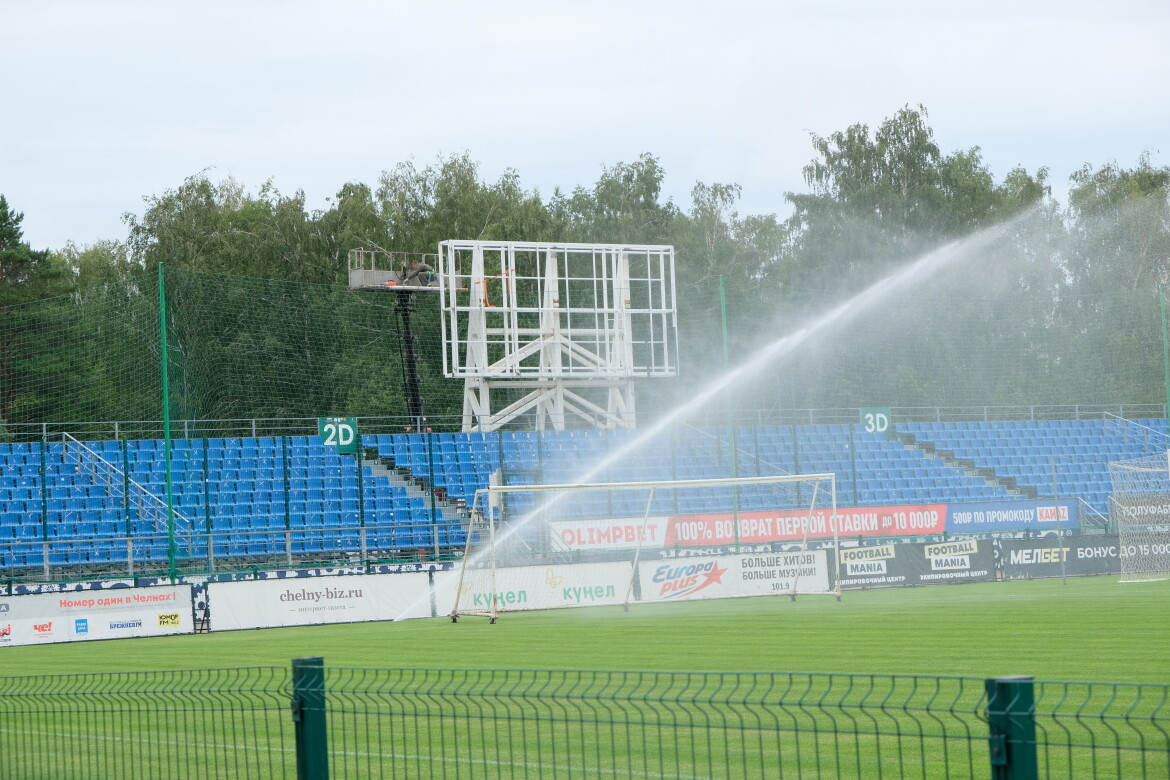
[
  {"x1": 449, "y1": 471, "x2": 841, "y2": 623},
  {"x1": 437, "y1": 241, "x2": 678, "y2": 432}
]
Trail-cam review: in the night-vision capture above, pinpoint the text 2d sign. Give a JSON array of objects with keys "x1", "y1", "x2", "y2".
[{"x1": 318, "y1": 417, "x2": 358, "y2": 454}]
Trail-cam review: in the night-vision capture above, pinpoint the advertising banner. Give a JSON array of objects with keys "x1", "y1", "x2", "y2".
[
  {"x1": 475, "y1": 561, "x2": 633, "y2": 611},
  {"x1": 1111, "y1": 494, "x2": 1170, "y2": 526},
  {"x1": 1000, "y1": 535, "x2": 1122, "y2": 579},
  {"x1": 905, "y1": 539, "x2": 996, "y2": 585},
  {"x1": 837, "y1": 544, "x2": 911, "y2": 589},
  {"x1": 838, "y1": 539, "x2": 995, "y2": 589},
  {"x1": 208, "y1": 573, "x2": 433, "y2": 631},
  {"x1": 662, "y1": 505, "x2": 946, "y2": 547},
  {"x1": 947, "y1": 500, "x2": 1078, "y2": 533},
  {"x1": 637, "y1": 550, "x2": 830, "y2": 603},
  {"x1": 550, "y1": 517, "x2": 669, "y2": 551},
  {"x1": 0, "y1": 585, "x2": 193, "y2": 647}
]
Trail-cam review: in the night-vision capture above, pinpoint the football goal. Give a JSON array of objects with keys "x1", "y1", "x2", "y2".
[
  {"x1": 449, "y1": 472, "x2": 840, "y2": 622},
  {"x1": 1108, "y1": 452, "x2": 1170, "y2": 583}
]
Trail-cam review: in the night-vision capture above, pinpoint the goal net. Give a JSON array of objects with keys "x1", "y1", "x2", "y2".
[
  {"x1": 1108, "y1": 452, "x2": 1170, "y2": 583},
  {"x1": 449, "y1": 472, "x2": 839, "y2": 622}
]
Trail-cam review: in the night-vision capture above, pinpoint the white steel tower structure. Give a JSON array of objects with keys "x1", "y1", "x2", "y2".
[{"x1": 438, "y1": 241, "x2": 677, "y2": 432}]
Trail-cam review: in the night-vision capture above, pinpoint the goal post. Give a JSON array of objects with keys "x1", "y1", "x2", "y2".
[
  {"x1": 449, "y1": 472, "x2": 840, "y2": 622},
  {"x1": 1108, "y1": 452, "x2": 1170, "y2": 583}
]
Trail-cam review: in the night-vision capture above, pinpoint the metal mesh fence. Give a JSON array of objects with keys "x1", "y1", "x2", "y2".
[
  {"x1": 1, "y1": 663, "x2": 1168, "y2": 779},
  {"x1": 318, "y1": 668, "x2": 991, "y2": 779},
  {"x1": 1032, "y1": 681, "x2": 1170, "y2": 779},
  {"x1": 0, "y1": 666, "x2": 293, "y2": 780}
]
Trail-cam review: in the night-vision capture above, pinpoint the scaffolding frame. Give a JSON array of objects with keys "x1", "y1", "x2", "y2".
[{"x1": 438, "y1": 241, "x2": 677, "y2": 432}]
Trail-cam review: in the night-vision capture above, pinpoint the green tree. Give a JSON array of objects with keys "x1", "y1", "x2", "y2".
[
  {"x1": 761, "y1": 105, "x2": 1057, "y2": 410},
  {"x1": 553, "y1": 153, "x2": 679, "y2": 244},
  {"x1": 125, "y1": 174, "x2": 337, "y2": 283},
  {"x1": 54, "y1": 240, "x2": 141, "y2": 288},
  {"x1": 0, "y1": 196, "x2": 79, "y2": 428},
  {"x1": 0, "y1": 195, "x2": 67, "y2": 304},
  {"x1": 781, "y1": 105, "x2": 1047, "y2": 299},
  {"x1": 1058, "y1": 153, "x2": 1170, "y2": 404},
  {"x1": 663, "y1": 182, "x2": 788, "y2": 410}
]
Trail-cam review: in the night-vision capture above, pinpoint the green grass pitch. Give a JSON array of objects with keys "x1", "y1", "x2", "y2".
[{"x1": 4, "y1": 575, "x2": 1168, "y2": 682}]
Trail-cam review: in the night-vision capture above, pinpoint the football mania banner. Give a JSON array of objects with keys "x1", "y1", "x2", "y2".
[{"x1": 837, "y1": 539, "x2": 996, "y2": 589}]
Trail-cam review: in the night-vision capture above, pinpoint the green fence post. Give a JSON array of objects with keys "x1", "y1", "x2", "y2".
[
  {"x1": 292, "y1": 656, "x2": 329, "y2": 780},
  {"x1": 985, "y1": 675, "x2": 1038, "y2": 780}
]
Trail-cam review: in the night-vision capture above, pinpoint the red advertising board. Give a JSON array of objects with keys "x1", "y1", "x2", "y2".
[{"x1": 662, "y1": 504, "x2": 947, "y2": 547}]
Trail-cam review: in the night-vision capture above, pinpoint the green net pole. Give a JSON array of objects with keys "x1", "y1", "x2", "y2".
[
  {"x1": 356, "y1": 441, "x2": 366, "y2": 567},
  {"x1": 849, "y1": 424, "x2": 859, "y2": 506},
  {"x1": 202, "y1": 438, "x2": 213, "y2": 572},
  {"x1": 37, "y1": 439, "x2": 48, "y2": 543},
  {"x1": 792, "y1": 423, "x2": 802, "y2": 506},
  {"x1": 1161, "y1": 284, "x2": 1169, "y2": 419},
  {"x1": 282, "y1": 436, "x2": 292, "y2": 532},
  {"x1": 719, "y1": 276, "x2": 741, "y2": 550},
  {"x1": 159, "y1": 263, "x2": 177, "y2": 582},
  {"x1": 120, "y1": 439, "x2": 133, "y2": 537},
  {"x1": 427, "y1": 430, "x2": 438, "y2": 557},
  {"x1": 282, "y1": 435, "x2": 293, "y2": 567},
  {"x1": 37, "y1": 439, "x2": 49, "y2": 577}
]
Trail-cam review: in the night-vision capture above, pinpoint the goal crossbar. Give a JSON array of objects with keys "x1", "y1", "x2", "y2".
[{"x1": 479, "y1": 473, "x2": 837, "y2": 495}]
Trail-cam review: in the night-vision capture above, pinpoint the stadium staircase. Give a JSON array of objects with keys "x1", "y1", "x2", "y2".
[{"x1": 890, "y1": 429, "x2": 1039, "y2": 499}]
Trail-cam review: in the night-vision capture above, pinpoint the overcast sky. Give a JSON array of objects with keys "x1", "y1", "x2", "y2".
[{"x1": 4, "y1": 0, "x2": 1168, "y2": 251}]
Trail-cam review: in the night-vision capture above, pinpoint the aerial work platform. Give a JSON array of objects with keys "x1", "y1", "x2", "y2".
[{"x1": 348, "y1": 249, "x2": 441, "y2": 292}]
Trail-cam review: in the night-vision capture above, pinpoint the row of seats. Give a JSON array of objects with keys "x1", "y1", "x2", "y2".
[
  {"x1": 385, "y1": 421, "x2": 1164, "y2": 515},
  {"x1": 899, "y1": 419, "x2": 1167, "y2": 511},
  {"x1": 0, "y1": 521, "x2": 467, "y2": 569},
  {"x1": 4, "y1": 418, "x2": 1166, "y2": 571},
  {"x1": 0, "y1": 436, "x2": 465, "y2": 570}
]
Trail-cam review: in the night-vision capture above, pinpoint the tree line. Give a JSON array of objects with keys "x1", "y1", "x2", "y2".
[{"x1": 2, "y1": 105, "x2": 1168, "y2": 429}]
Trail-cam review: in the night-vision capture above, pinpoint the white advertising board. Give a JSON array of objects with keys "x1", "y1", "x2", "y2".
[
  {"x1": 208, "y1": 572, "x2": 434, "y2": 631},
  {"x1": 0, "y1": 586, "x2": 192, "y2": 647},
  {"x1": 474, "y1": 561, "x2": 633, "y2": 611},
  {"x1": 638, "y1": 550, "x2": 830, "y2": 604}
]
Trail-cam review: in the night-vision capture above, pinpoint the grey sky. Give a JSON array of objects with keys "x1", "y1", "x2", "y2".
[{"x1": 4, "y1": 0, "x2": 1168, "y2": 251}]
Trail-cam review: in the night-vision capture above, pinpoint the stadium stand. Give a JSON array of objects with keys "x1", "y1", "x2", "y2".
[
  {"x1": 1, "y1": 419, "x2": 1164, "y2": 572},
  {"x1": 898, "y1": 419, "x2": 1169, "y2": 514}
]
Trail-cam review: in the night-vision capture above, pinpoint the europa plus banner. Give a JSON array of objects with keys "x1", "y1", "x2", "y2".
[
  {"x1": 662, "y1": 505, "x2": 946, "y2": 547},
  {"x1": 946, "y1": 500, "x2": 1079, "y2": 533},
  {"x1": 0, "y1": 585, "x2": 192, "y2": 647},
  {"x1": 637, "y1": 550, "x2": 831, "y2": 603}
]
